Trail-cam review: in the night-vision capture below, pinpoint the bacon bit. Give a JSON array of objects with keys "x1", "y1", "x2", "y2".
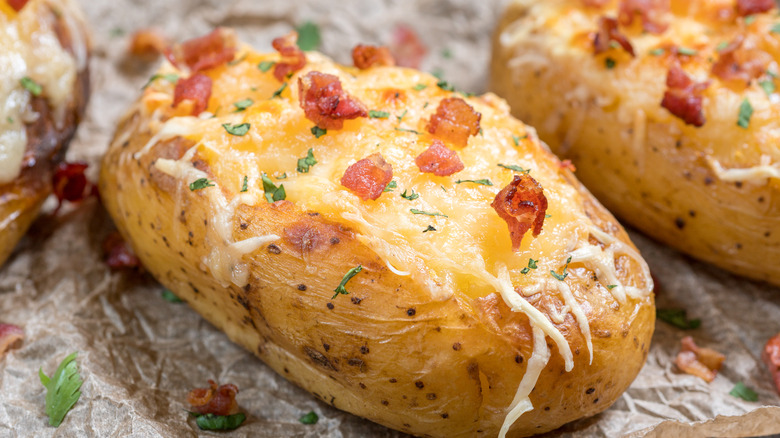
[
  {"x1": 7, "y1": 0, "x2": 28, "y2": 12},
  {"x1": 593, "y1": 17, "x2": 635, "y2": 56},
  {"x1": 272, "y1": 31, "x2": 307, "y2": 82},
  {"x1": 352, "y1": 44, "x2": 396, "y2": 69},
  {"x1": 582, "y1": 0, "x2": 609, "y2": 6},
  {"x1": 415, "y1": 140, "x2": 464, "y2": 176},
  {"x1": 661, "y1": 61, "x2": 709, "y2": 127},
  {"x1": 736, "y1": 0, "x2": 775, "y2": 16},
  {"x1": 188, "y1": 380, "x2": 240, "y2": 417},
  {"x1": 52, "y1": 161, "x2": 92, "y2": 214},
  {"x1": 618, "y1": 0, "x2": 670, "y2": 34},
  {"x1": 711, "y1": 36, "x2": 772, "y2": 84},
  {"x1": 103, "y1": 232, "x2": 140, "y2": 269},
  {"x1": 129, "y1": 29, "x2": 169, "y2": 58},
  {"x1": 0, "y1": 324, "x2": 23, "y2": 359},
  {"x1": 340, "y1": 153, "x2": 393, "y2": 201},
  {"x1": 560, "y1": 159, "x2": 577, "y2": 172},
  {"x1": 491, "y1": 174, "x2": 548, "y2": 251},
  {"x1": 389, "y1": 24, "x2": 428, "y2": 69},
  {"x1": 763, "y1": 333, "x2": 780, "y2": 394},
  {"x1": 675, "y1": 336, "x2": 725, "y2": 382},
  {"x1": 165, "y1": 28, "x2": 237, "y2": 73},
  {"x1": 426, "y1": 97, "x2": 481, "y2": 148},
  {"x1": 172, "y1": 74, "x2": 212, "y2": 116},
  {"x1": 298, "y1": 71, "x2": 368, "y2": 130}
]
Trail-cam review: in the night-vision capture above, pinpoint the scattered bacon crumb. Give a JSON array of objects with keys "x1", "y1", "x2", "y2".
[
  {"x1": 128, "y1": 29, "x2": 169, "y2": 58},
  {"x1": 582, "y1": 0, "x2": 609, "y2": 6},
  {"x1": 298, "y1": 71, "x2": 368, "y2": 130},
  {"x1": 415, "y1": 140, "x2": 464, "y2": 176},
  {"x1": 560, "y1": 159, "x2": 577, "y2": 172},
  {"x1": 188, "y1": 380, "x2": 240, "y2": 417},
  {"x1": 426, "y1": 97, "x2": 481, "y2": 148},
  {"x1": 7, "y1": 0, "x2": 28, "y2": 12},
  {"x1": 675, "y1": 336, "x2": 725, "y2": 382},
  {"x1": 736, "y1": 0, "x2": 775, "y2": 16},
  {"x1": 103, "y1": 232, "x2": 140, "y2": 269},
  {"x1": 0, "y1": 324, "x2": 23, "y2": 359},
  {"x1": 661, "y1": 61, "x2": 709, "y2": 127},
  {"x1": 272, "y1": 31, "x2": 307, "y2": 81},
  {"x1": 763, "y1": 333, "x2": 780, "y2": 395},
  {"x1": 491, "y1": 174, "x2": 548, "y2": 251},
  {"x1": 165, "y1": 28, "x2": 237, "y2": 73},
  {"x1": 172, "y1": 74, "x2": 212, "y2": 116},
  {"x1": 52, "y1": 162, "x2": 92, "y2": 214},
  {"x1": 711, "y1": 36, "x2": 772, "y2": 85},
  {"x1": 389, "y1": 24, "x2": 428, "y2": 69},
  {"x1": 352, "y1": 44, "x2": 396, "y2": 69},
  {"x1": 618, "y1": 0, "x2": 670, "y2": 34},
  {"x1": 593, "y1": 16, "x2": 635, "y2": 56},
  {"x1": 340, "y1": 153, "x2": 393, "y2": 201}
]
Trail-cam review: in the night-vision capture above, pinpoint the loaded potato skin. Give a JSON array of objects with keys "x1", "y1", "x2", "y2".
[
  {"x1": 492, "y1": 0, "x2": 780, "y2": 286},
  {"x1": 100, "y1": 31, "x2": 654, "y2": 437}
]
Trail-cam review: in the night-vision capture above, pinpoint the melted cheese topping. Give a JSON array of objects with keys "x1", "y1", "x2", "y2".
[
  {"x1": 0, "y1": 0, "x2": 86, "y2": 184},
  {"x1": 708, "y1": 154, "x2": 780, "y2": 182}
]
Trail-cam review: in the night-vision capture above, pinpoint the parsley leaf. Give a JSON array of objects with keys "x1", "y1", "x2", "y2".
[
  {"x1": 400, "y1": 189, "x2": 419, "y2": 200},
  {"x1": 716, "y1": 41, "x2": 729, "y2": 52},
  {"x1": 296, "y1": 22, "x2": 321, "y2": 51},
  {"x1": 511, "y1": 134, "x2": 527, "y2": 146},
  {"x1": 520, "y1": 258, "x2": 538, "y2": 274},
  {"x1": 142, "y1": 73, "x2": 179, "y2": 89},
  {"x1": 227, "y1": 53, "x2": 247, "y2": 66},
  {"x1": 423, "y1": 225, "x2": 436, "y2": 233},
  {"x1": 39, "y1": 352, "x2": 82, "y2": 427},
  {"x1": 396, "y1": 109, "x2": 408, "y2": 122},
  {"x1": 332, "y1": 265, "x2": 362, "y2": 299},
  {"x1": 737, "y1": 98, "x2": 753, "y2": 129},
  {"x1": 161, "y1": 289, "x2": 183, "y2": 303},
  {"x1": 310, "y1": 126, "x2": 327, "y2": 138},
  {"x1": 436, "y1": 79, "x2": 455, "y2": 92},
  {"x1": 550, "y1": 256, "x2": 572, "y2": 281},
  {"x1": 498, "y1": 163, "x2": 530, "y2": 174},
  {"x1": 412, "y1": 83, "x2": 427, "y2": 91},
  {"x1": 729, "y1": 382, "x2": 758, "y2": 402},
  {"x1": 261, "y1": 174, "x2": 286, "y2": 202},
  {"x1": 233, "y1": 98, "x2": 254, "y2": 112},
  {"x1": 189, "y1": 178, "x2": 215, "y2": 191},
  {"x1": 394, "y1": 127, "x2": 420, "y2": 135},
  {"x1": 656, "y1": 308, "x2": 701, "y2": 330},
  {"x1": 193, "y1": 413, "x2": 246, "y2": 431},
  {"x1": 605, "y1": 57, "x2": 616, "y2": 69},
  {"x1": 272, "y1": 82, "x2": 288, "y2": 99},
  {"x1": 410, "y1": 208, "x2": 447, "y2": 217},
  {"x1": 369, "y1": 110, "x2": 390, "y2": 119},
  {"x1": 297, "y1": 148, "x2": 318, "y2": 173},
  {"x1": 383, "y1": 181, "x2": 397, "y2": 192},
  {"x1": 258, "y1": 60, "x2": 275, "y2": 72},
  {"x1": 276, "y1": 173, "x2": 287, "y2": 180},
  {"x1": 744, "y1": 15, "x2": 757, "y2": 25},
  {"x1": 649, "y1": 48, "x2": 665, "y2": 56},
  {"x1": 771, "y1": 23, "x2": 780, "y2": 34},
  {"x1": 222, "y1": 122, "x2": 251, "y2": 136},
  {"x1": 677, "y1": 46, "x2": 698, "y2": 56},
  {"x1": 20, "y1": 77, "x2": 42, "y2": 96},
  {"x1": 240, "y1": 175, "x2": 249, "y2": 192},
  {"x1": 456, "y1": 179, "x2": 493, "y2": 186},
  {"x1": 760, "y1": 79, "x2": 776, "y2": 96},
  {"x1": 607, "y1": 284, "x2": 618, "y2": 290},
  {"x1": 299, "y1": 411, "x2": 319, "y2": 425}
]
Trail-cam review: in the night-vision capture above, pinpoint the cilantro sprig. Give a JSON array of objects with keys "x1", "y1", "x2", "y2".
[
  {"x1": 550, "y1": 256, "x2": 572, "y2": 281},
  {"x1": 521, "y1": 258, "x2": 538, "y2": 275},
  {"x1": 729, "y1": 382, "x2": 758, "y2": 402},
  {"x1": 191, "y1": 412, "x2": 246, "y2": 431},
  {"x1": 189, "y1": 178, "x2": 215, "y2": 191},
  {"x1": 296, "y1": 22, "x2": 321, "y2": 51},
  {"x1": 299, "y1": 411, "x2": 319, "y2": 424},
  {"x1": 498, "y1": 163, "x2": 530, "y2": 174},
  {"x1": 410, "y1": 209, "x2": 447, "y2": 218},
  {"x1": 261, "y1": 174, "x2": 286, "y2": 202},
  {"x1": 222, "y1": 122, "x2": 251, "y2": 136},
  {"x1": 400, "y1": 189, "x2": 419, "y2": 200},
  {"x1": 39, "y1": 352, "x2": 83, "y2": 427},
  {"x1": 369, "y1": 110, "x2": 390, "y2": 119},
  {"x1": 142, "y1": 73, "x2": 179, "y2": 89},
  {"x1": 737, "y1": 98, "x2": 753, "y2": 129},
  {"x1": 332, "y1": 265, "x2": 362, "y2": 299},
  {"x1": 456, "y1": 179, "x2": 493, "y2": 186},
  {"x1": 20, "y1": 77, "x2": 42, "y2": 96},
  {"x1": 297, "y1": 148, "x2": 318, "y2": 173},
  {"x1": 656, "y1": 308, "x2": 701, "y2": 330}
]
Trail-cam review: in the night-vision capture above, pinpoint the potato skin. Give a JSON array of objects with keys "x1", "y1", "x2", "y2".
[
  {"x1": 100, "y1": 44, "x2": 654, "y2": 437},
  {"x1": 491, "y1": 0, "x2": 780, "y2": 286}
]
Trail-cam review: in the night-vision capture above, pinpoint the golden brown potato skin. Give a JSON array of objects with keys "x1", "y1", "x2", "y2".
[
  {"x1": 100, "y1": 45, "x2": 653, "y2": 437},
  {"x1": 491, "y1": 0, "x2": 780, "y2": 286}
]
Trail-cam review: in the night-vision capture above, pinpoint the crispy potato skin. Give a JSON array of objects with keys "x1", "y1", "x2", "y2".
[
  {"x1": 491, "y1": 0, "x2": 780, "y2": 285},
  {"x1": 100, "y1": 47, "x2": 654, "y2": 437}
]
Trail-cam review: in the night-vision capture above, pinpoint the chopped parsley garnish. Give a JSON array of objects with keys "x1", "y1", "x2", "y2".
[
  {"x1": 716, "y1": 41, "x2": 729, "y2": 52},
  {"x1": 410, "y1": 208, "x2": 447, "y2": 218},
  {"x1": 677, "y1": 46, "x2": 698, "y2": 56},
  {"x1": 271, "y1": 82, "x2": 288, "y2": 99},
  {"x1": 189, "y1": 178, "x2": 215, "y2": 191},
  {"x1": 276, "y1": 173, "x2": 288, "y2": 180},
  {"x1": 142, "y1": 73, "x2": 179, "y2": 89},
  {"x1": 607, "y1": 284, "x2": 618, "y2": 290},
  {"x1": 296, "y1": 21, "x2": 321, "y2": 51},
  {"x1": 332, "y1": 265, "x2": 362, "y2": 299},
  {"x1": 20, "y1": 76, "x2": 42, "y2": 96},
  {"x1": 760, "y1": 79, "x2": 775, "y2": 96},
  {"x1": 394, "y1": 127, "x2": 420, "y2": 135},
  {"x1": 400, "y1": 189, "x2": 419, "y2": 200},
  {"x1": 605, "y1": 57, "x2": 616, "y2": 69},
  {"x1": 192, "y1": 413, "x2": 246, "y2": 431},
  {"x1": 39, "y1": 352, "x2": 82, "y2": 427},
  {"x1": 5, "y1": 117, "x2": 12, "y2": 123},
  {"x1": 222, "y1": 122, "x2": 251, "y2": 136},
  {"x1": 261, "y1": 174, "x2": 286, "y2": 202},
  {"x1": 498, "y1": 163, "x2": 530, "y2": 174},
  {"x1": 456, "y1": 179, "x2": 493, "y2": 186},
  {"x1": 109, "y1": 27, "x2": 125, "y2": 37},
  {"x1": 240, "y1": 175, "x2": 249, "y2": 192},
  {"x1": 436, "y1": 79, "x2": 455, "y2": 92},
  {"x1": 423, "y1": 225, "x2": 436, "y2": 233},
  {"x1": 441, "y1": 48, "x2": 453, "y2": 59},
  {"x1": 233, "y1": 98, "x2": 254, "y2": 112},
  {"x1": 649, "y1": 48, "x2": 665, "y2": 56},
  {"x1": 520, "y1": 258, "x2": 539, "y2": 275},
  {"x1": 227, "y1": 53, "x2": 247, "y2": 66},
  {"x1": 511, "y1": 134, "x2": 528, "y2": 146},
  {"x1": 744, "y1": 15, "x2": 757, "y2": 25},
  {"x1": 412, "y1": 83, "x2": 427, "y2": 91},
  {"x1": 161, "y1": 289, "x2": 184, "y2": 303},
  {"x1": 771, "y1": 23, "x2": 780, "y2": 34},
  {"x1": 432, "y1": 68, "x2": 444, "y2": 80},
  {"x1": 737, "y1": 98, "x2": 753, "y2": 129},
  {"x1": 258, "y1": 60, "x2": 275, "y2": 72},
  {"x1": 729, "y1": 382, "x2": 758, "y2": 402},
  {"x1": 369, "y1": 110, "x2": 390, "y2": 119},
  {"x1": 299, "y1": 411, "x2": 320, "y2": 425},
  {"x1": 297, "y1": 148, "x2": 318, "y2": 173},
  {"x1": 544, "y1": 214, "x2": 552, "y2": 218},
  {"x1": 383, "y1": 180, "x2": 397, "y2": 192},
  {"x1": 656, "y1": 308, "x2": 701, "y2": 330},
  {"x1": 397, "y1": 109, "x2": 408, "y2": 122},
  {"x1": 550, "y1": 256, "x2": 572, "y2": 281},
  {"x1": 311, "y1": 126, "x2": 327, "y2": 138}
]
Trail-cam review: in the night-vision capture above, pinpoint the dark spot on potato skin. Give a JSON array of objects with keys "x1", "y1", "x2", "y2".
[
  {"x1": 359, "y1": 383, "x2": 366, "y2": 389},
  {"x1": 407, "y1": 308, "x2": 416, "y2": 316},
  {"x1": 426, "y1": 393, "x2": 436, "y2": 400},
  {"x1": 240, "y1": 222, "x2": 248, "y2": 230},
  {"x1": 323, "y1": 343, "x2": 330, "y2": 351},
  {"x1": 415, "y1": 381, "x2": 424, "y2": 389},
  {"x1": 297, "y1": 284, "x2": 307, "y2": 291},
  {"x1": 237, "y1": 293, "x2": 251, "y2": 311},
  {"x1": 381, "y1": 400, "x2": 389, "y2": 406},
  {"x1": 674, "y1": 218, "x2": 685, "y2": 229},
  {"x1": 441, "y1": 413, "x2": 449, "y2": 419},
  {"x1": 327, "y1": 302, "x2": 334, "y2": 310},
  {"x1": 267, "y1": 244, "x2": 281, "y2": 254},
  {"x1": 389, "y1": 378, "x2": 397, "y2": 383},
  {"x1": 347, "y1": 358, "x2": 367, "y2": 372},
  {"x1": 586, "y1": 387, "x2": 595, "y2": 394},
  {"x1": 351, "y1": 296, "x2": 362, "y2": 305},
  {"x1": 304, "y1": 346, "x2": 337, "y2": 371},
  {"x1": 452, "y1": 342, "x2": 461, "y2": 351},
  {"x1": 360, "y1": 346, "x2": 369, "y2": 354},
  {"x1": 515, "y1": 355, "x2": 523, "y2": 364}
]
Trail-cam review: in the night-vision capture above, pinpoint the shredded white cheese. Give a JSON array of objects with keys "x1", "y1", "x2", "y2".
[{"x1": 708, "y1": 155, "x2": 780, "y2": 183}]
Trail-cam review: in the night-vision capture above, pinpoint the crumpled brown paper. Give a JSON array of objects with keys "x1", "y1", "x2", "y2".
[{"x1": 1, "y1": 0, "x2": 779, "y2": 436}]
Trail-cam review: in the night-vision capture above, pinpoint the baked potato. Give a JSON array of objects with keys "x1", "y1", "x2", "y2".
[
  {"x1": 0, "y1": 0, "x2": 90, "y2": 266},
  {"x1": 99, "y1": 30, "x2": 654, "y2": 437},
  {"x1": 491, "y1": 0, "x2": 780, "y2": 286}
]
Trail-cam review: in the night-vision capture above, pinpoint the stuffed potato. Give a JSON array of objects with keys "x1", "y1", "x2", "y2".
[
  {"x1": 100, "y1": 30, "x2": 654, "y2": 437},
  {"x1": 0, "y1": 0, "x2": 90, "y2": 266},
  {"x1": 492, "y1": 0, "x2": 780, "y2": 285}
]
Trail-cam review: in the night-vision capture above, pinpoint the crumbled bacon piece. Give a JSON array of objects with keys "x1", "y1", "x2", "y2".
[
  {"x1": 352, "y1": 44, "x2": 396, "y2": 69},
  {"x1": 129, "y1": 29, "x2": 169, "y2": 58},
  {"x1": 298, "y1": 71, "x2": 368, "y2": 130},
  {"x1": 272, "y1": 31, "x2": 307, "y2": 81},
  {"x1": 165, "y1": 28, "x2": 237, "y2": 73},
  {"x1": 661, "y1": 61, "x2": 709, "y2": 127},
  {"x1": 763, "y1": 333, "x2": 780, "y2": 394},
  {"x1": 415, "y1": 140, "x2": 464, "y2": 176},
  {"x1": 340, "y1": 153, "x2": 393, "y2": 201},
  {"x1": 593, "y1": 16, "x2": 635, "y2": 56},
  {"x1": 426, "y1": 97, "x2": 481, "y2": 148},
  {"x1": 675, "y1": 336, "x2": 725, "y2": 382},
  {"x1": 711, "y1": 36, "x2": 772, "y2": 84},
  {"x1": 188, "y1": 380, "x2": 240, "y2": 416},
  {"x1": 491, "y1": 174, "x2": 548, "y2": 251},
  {"x1": 52, "y1": 162, "x2": 92, "y2": 214},
  {"x1": 7, "y1": 0, "x2": 28, "y2": 12},
  {"x1": 736, "y1": 0, "x2": 775, "y2": 16},
  {"x1": 389, "y1": 24, "x2": 428, "y2": 69},
  {"x1": 103, "y1": 232, "x2": 141, "y2": 269},
  {"x1": 173, "y1": 74, "x2": 212, "y2": 116},
  {"x1": 560, "y1": 159, "x2": 577, "y2": 172},
  {"x1": 0, "y1": 324, "x2": 23, "y2": 359},
  {"x1": 618, "y1": 0, "x2": 670, "y2": 34},
  {"x1": 582, "y1": 0, "x2": 609, "y2": 6}
]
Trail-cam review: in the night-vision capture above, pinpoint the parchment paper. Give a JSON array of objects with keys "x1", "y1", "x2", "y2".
[{"x1": 1, "y1": 0, "x2": 779, "y2": 436}]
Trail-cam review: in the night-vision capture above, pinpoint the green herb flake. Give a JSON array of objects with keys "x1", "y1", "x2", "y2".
[
  {"x1": 369, "y1": 110, "x2": 390, "y2": 119},
  {"x1": 677, "y1": 46, "x2": 698, "y2": 56},
  {"x1": 605, "y1": 57, "x2": 616, "y2": 69},
  {"x1": 311, "y1": 126, "x2": 327, "y2": 138},
  {"x1": 423, "y1": 225, "x2": 436, "y2": 233},
  {"x1": 258, "y1": 60, "x2": 275, "y2": 72},
  {"x1": 5, "y1": 117, "x2": 12, "y2": 124},
  {"x1": 397, "y1": 109, "x2": 408, "y2": 122},
  {"x1": 441, "y1": 48, "x2": 453, "y2": 59},
  {"x1": 606, "y1": 284, "x2": 618, "y2": 290},
  {"x1": 272, "y1": 82, "x2": 288, "y2": 99},
  {"x1": 656, "y1": 308, "x2": 701, "y2": 330},
  {"x1": 383, "y1": 180, "x2": 397, "y2": 192},
  {"x1": 240, "y1": 175, "x2": 249, "y2": 192},
  {"x1": 521, "y1": 258, "x2": 539, "y2": 275},
  {"x1": 189, "y1": 178, "x2": 215, "y2": 191},
  {"x1": 39, "y1": 352, "x2": 82, "y2": 427},
  {"x1": 456, "y1": 179, "x2": 493, "y2": 186},
  {"x1": 544, "y1": 214, "x2": 551, "y2": 218},
  {"x1": 432, "y1": 68, "x2": 444, "y2": 80},
  {"x1": 771, "y1": 23, "x2": 780, "y2": 34},
  {"x1": 161, "y1": 289, "x2": 183, "y2": 303},
  {"x1": 760, "y1": 79, "x2": 775, "y2": 96},
  {"x1": 744, "y1": 15, "x2": 757, "y2": 25},
  {"x1": 737, "y1": 98, "x2": 753, "y2": 129},
  {"x1": 299, "y1": 411, "x2": 320, "y2": 425},
  {"x1": 716, "y1": 41, "x2": 729, "y2": 52},
  {"x1": 511, "y1": 134, "x2": 528, "y2": 146},
  {"x1": 20, "y1": 77, "x2": 42, "y2": 96},
  {"x1": 261, "y1": 174, "x2": 286, "y2": 203},
  {"x1": 436, "y1": 79, "x2": 455, "y2": 92},
  {"x1": 410, "y1": 208, "x2": 448, "y2": 218},
  {"x1": 729, "y1": 382, "x2": 758, "y2": 402},
  {"x1": 222, "y1": 122, "x2": 251, "y2": 136},
  {"x1": 227, "y1": 53, "x2": 247, "y2": 66},
  {"x1": 296, "y1": 22, "x2": 321, "y2": 51},
  {"x1": 497, "y1": 163, "x2": 531, "y2": 174},
  {"x1": 297, "y1": 148, "x2": 318, "y2": 173},
  {"x1": 332, "y1": 265, "x2": 362, "y2": 299},
  {"x1": 649, "y1": 48, "x2": 665, "y2": 56},
  {"x1": 400, "y1": 189, "x2": 419, "y2": 200},
  {"x1": 276, "y1": 173, "x2": 288, "y2": 180},
  {"x1": 412, "y1": 83, "x2": 427, "y2": 91},
  {"x1": 233, "y1": 98, "x2": 254, "y2": 112},
  {"x1": 109, "y1": 27, "x2": 125, "y2": 37},
  {"x1": 142, "y1": 73, "x2": 179, "y2": 89},
  {"x1": 550, "y1": 256, "x2": 572, "y2": 281},
  {"x1": 394, "y1": 127, "x2": 420, "y2": 135},
  {"x1": 193, "y1": 413, "x2": 246, "y2": 431}
]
